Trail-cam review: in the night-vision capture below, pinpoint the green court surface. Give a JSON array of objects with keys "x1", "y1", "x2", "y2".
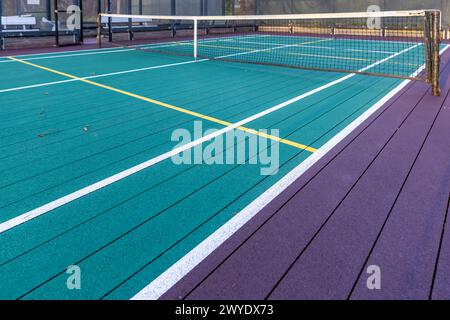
[{"x1": 0, "y1": 36, "x2": 426, "y2": 299}]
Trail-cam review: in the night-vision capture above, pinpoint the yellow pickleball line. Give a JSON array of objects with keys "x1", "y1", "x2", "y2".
[{"x1": 8, "y1": 56, "x2": 317, "y2": 153}]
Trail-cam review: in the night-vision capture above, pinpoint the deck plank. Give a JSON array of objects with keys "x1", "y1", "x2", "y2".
[
  {"x1": 429, "y1": 115, "x2": 450, "y2": 299},
  {"x1": 349, "y1": 78, "x2": 450, "y2": 300},
  {"x1": 433, "y1": 198, "x2": 450, "y2": 299}
]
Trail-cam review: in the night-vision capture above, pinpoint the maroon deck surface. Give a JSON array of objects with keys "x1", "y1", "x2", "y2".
[{"x1": 162, "y1": 48, "x2": 450, "y2": 300}]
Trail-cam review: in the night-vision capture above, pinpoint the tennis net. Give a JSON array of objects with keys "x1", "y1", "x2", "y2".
[{"x1": 98, "y1": 10, "x2": 442, "y2": 95}]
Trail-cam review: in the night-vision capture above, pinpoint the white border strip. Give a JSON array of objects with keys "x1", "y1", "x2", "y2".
[{"x1": 131, "y1": 44, "x2": 449, "y2": 300}]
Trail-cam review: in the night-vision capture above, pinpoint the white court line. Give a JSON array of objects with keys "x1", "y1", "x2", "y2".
[
  {"x1": 289, "y1": 52, "x2": 370, "y2": 62},
  {"x1": 0, "y1": 43, "x2": 422, "y2": 235},
  {"x1": 0, "y1": 48, "x2": 137, "y2": 63},
  {"x1": 0, "y1": 35, "x2": 274, "y2": 64},
  {"x1": 346, "y1": 48, "x2": 398, "y2": 55},
  {"x1": 14, "y1": 36, "x2": 255, "y2": 62},
  {"x1": 0, "y1": 59, "x2": 207, "y2": 93},
  {"x1": 0, "y1": 46, "x2": 126, "y2": 59},
  {"x1": 213, "y1": 38, "x2": 334, "y2": 59},
  {"x1": 0, "y1": 33, "x2": 412, "y2": 62},
  {"x1": 0, "y1": 38, "x2": 328, "y2": 93},
  {"x1": 133, "y1": 36, "x2": 254, "y2": 51},
  {"x1": 241, "y1": 34, "x2": 421, "y2": 45},
  {"x1": 0, "y1": 42, "x2": 193, "y2": 64},
  {"x1": 131, "y1": 43, "x2": 449, "y2": 300},
  {"x1": 0, "y1": 39, "x2": 192, "y2": 60},
  {"x1": 227, "y1": 39, "x2": 399, "y2": 55}
]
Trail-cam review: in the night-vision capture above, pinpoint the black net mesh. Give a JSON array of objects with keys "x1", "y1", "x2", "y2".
[{"x1": 100, "y1": 11, "x2": 439, "y2": 83}]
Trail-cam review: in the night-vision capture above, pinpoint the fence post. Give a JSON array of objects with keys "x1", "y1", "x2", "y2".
[
  {"x1": 79, "y1": 0, "x2": 84, "y2": 43},
  {"x1": 0, "y1": 0, "x2": 4, "y2": 50},
  {"x1": 127, "y1": 0, "x2": 133, "y2": 41},
  {"x1": 107, "y1": 0, "x2": 112, "y2": 42},
  {"x1": 97, "y1": 13, "x2": 102, "y2": 48},
  {"x1": 54, "y1": 0, "x2": 60, "y2": 47},
  {"x1": 171, "y1": 0, "x2": 176, "y2": 15}
]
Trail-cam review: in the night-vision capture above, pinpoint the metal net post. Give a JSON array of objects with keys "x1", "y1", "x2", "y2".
[{"x1": 431, "y1": 10, "x2": 441, "y2": 96}]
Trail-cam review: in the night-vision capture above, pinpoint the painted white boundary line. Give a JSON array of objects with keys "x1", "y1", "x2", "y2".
[
  {"x1": 0, "y1": 37, "x2": 326, "y2": 93},
  {"x1": 229, "y1": 39, "x2": 399, "y2": 54},
  {"x1": 0, "y1": 46, "x2": 128, "y2": 59},
  {"x1": 0, "y1": 59, "x2": 206, "y2": 93},
  {"x1": 0, "y1": 35, "x2": 271, "y2": 63},
  {"x1": 0, "y1": 38, "x2": 221, "y2": 64},
  {"x1": 130, "y1": 44, "x2": 449, "y2": 300},
  {"x1": 0, "y1": 49, "x2": 136, "y2": 63},
  {"x1": 0, "y1": 36, "x2": 229, "y2": 60},
  {"x1": 0, "y1": 32, "x2": 411, "y2": 64}
]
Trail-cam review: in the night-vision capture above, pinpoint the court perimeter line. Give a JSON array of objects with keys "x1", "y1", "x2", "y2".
[
  {"x1": 288, "y1": 52, "x2": 420, "y2": 67},
  {"x1": 0, "y1": 43, "x2": 422, "y2": 236},
  {"x1": 0, "y1": 59, "x2": 208, "y2": 93},
  {"x1": 131, "y1": 43, "x2": 441, "y2": 300},
  {"x1": 0, "y1": 35, "x2": 275, "y2": 63},
  {"x1": 0, "y1": 38, "x2": 227, "y2": 64},
  {"x1": 0, "y1": 49, "x2": 137, "y2": 63},
  {"x1": 228, "y1": 39, "x2": 399, "y2": 55},
  {"x1": 289, "y1": 52, "x2": 370, "y2": 62}
]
